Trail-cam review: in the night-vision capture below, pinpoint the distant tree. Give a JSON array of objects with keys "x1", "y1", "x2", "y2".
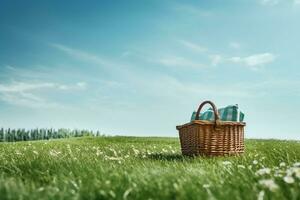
[{"x1": 0, "y1": 128, "x2": 4, "y2": 142}]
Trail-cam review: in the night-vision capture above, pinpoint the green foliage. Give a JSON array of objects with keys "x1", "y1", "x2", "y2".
[
  {"x1": 0, "y1": 137, "x2": 300, "y2": 200},
  {"x1": 0, "y1": 128, "x2": 97, "y2": 142}
]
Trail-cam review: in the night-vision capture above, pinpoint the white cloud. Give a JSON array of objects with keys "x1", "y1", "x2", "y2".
[
  {"x1": 159, "y1": 56, "x2": 205, "y2": 69},
  {"x1": 260, "y1": 0, "x2": 280, "y2": 5},
  {"x1": 77, "y1": 82, "x2": 87, "y2": 89},
  {"x1": 294, "y1": 0, "x2": 300, "y2": 5},
  {"x1": 228, "y1": 53, "x2": 276, "y2": 69},
  {"x1": 0, "y1": 81, "x2": 87, "y2": 108},
  {"x1": 50, "y1": 43, "x2": 114, "y2": 68},
  {"x1": 139, "y1": 75, "x2": 252, "y2": 99},
  {"x1": 229, "y1": 42, "x2": 241, "y2": 49},
  {"x1": 121, "y1": 51, "x2": 132, "y2": 58},
  {"x1": 0, "y1": 81, "x2": 87, "y2": 93},
  {"x1": 0, "y1": 82, "x2": 55, "y2": 93},
  {"x1": 5, "y1": 65, "x2": 17, "y2": 71},
  {"x1": 0, "y1": 92, "x2": 59, "y2": 109},
  {"x1": 173, "y1": 4, "x2": 213, "y2": 17},
  {"x1": 259, "y1": 0, "x2": 300, "y2": 6},
  {"x1": 209, "y1": 54, "x2": 223, "y2": 66},
  {"x1": 178, "y1": 40, "x2": 208, "y2": 53}
]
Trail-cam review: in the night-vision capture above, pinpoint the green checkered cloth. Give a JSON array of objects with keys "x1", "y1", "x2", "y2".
[{"x1": 190, "y1": 104, "x2": 245, "y2": 122}]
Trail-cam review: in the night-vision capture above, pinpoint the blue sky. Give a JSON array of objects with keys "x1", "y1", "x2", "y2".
[{"x1": 1, "y1": 0, "x2": 300, "y2": 139}]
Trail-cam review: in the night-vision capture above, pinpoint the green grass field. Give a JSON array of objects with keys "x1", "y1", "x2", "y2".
[{"x1": 1, "y1": 137, "x2": 300, "y2": 200}]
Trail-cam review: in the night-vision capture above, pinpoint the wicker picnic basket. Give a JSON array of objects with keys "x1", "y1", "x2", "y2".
[{"x1": 176, "y1": 101, "x2": 245, "y2": 156}]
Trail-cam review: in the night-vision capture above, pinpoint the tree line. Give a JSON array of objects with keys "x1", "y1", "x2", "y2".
[{"x1": 0, "y1": 128, "x2": 102, "y2": 142}]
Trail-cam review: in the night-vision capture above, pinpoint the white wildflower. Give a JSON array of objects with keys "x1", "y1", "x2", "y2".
[
  {"x1": 283, "y1": 176, "x2": 295, "y2": 184},
  {"x1": 279, "y1": 162, "x2": 286, "y2": 167},
  {"x1": 49, "y1": 150, "x2": 61, "y2": 157},
  {"x1": 96, "y1": 150, "x2": 103, "y2": 156},
  {"x1": 110, "y1": 148, "x2": 117, "y2": 156},
  {"x1": 259, "y1": 179, "x2": 278, "y2": 191},
  {"x1": 286, "y1": 168, "x2": 293, "y2": 176},
  {"x1": 293, "y1": 162, "x2": 300, "y2": 167},
  {"x1": 274, "y1": 171, "x2": 283, "y2": 177},
  {"x1": 104, "y1": 155, "x2": 123, "y2": 161},
  {"x1": 222, "y1": 161, "x2": 232, "y2": 166},
  {"x1": 256, "y1": 168, "x2": 271, "y2": 176},
  {"x1": 291, "y1": 167, "x2": 300, "y2": 178},
  {"x1": 253, "y1": 160, "x2": 258, "y2": 165},
  {"x1": 258, "y1": 190, "x2": 265, "y2": 200},
  {"x1": 133, "y1": 148, "x2": 139, "y2": 155}
]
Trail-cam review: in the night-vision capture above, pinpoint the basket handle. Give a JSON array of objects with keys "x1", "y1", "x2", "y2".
[{"x1": 195, "y1": 101, "x2": 220, "y2": 123}]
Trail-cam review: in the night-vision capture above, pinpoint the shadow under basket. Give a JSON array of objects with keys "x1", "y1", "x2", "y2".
[{"x1": 176, "y1": 101, "x2": 246, "y2": 156}]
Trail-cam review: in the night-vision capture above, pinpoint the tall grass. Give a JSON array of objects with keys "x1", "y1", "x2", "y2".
[{"x1": 0, "y1": 137, "x2": 300, "y2": 200}]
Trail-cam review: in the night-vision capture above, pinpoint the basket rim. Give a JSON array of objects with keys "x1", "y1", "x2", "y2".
[{"x1": 176, "y1": 120, "x2": 246, "y2": 130}]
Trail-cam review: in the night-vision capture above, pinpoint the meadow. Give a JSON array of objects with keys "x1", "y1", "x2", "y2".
[{"x1": 0, "y1": 136, "x2": 300, "y2": 200}]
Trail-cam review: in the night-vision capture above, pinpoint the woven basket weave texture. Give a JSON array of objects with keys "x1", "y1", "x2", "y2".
[{"x1": 176, "y1": 101, "x2": 245, "y2": 156}]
